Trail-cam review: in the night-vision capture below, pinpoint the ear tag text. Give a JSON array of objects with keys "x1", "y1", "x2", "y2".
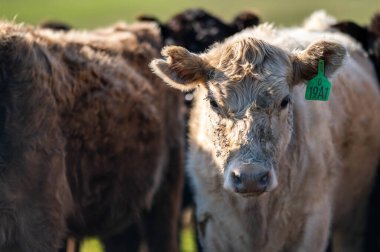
[{"x1": 305, "y1": 60, "x2": 331, "y2": 101}]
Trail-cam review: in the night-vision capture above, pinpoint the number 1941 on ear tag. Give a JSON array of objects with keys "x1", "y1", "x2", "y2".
[{"x1": 305, "y1": 60, "x2": 331, "y2": 101}]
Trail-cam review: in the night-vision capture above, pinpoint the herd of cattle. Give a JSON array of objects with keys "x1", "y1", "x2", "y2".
[{"x1": 0, "y1": 7, "x2": 380, "y2": 252}]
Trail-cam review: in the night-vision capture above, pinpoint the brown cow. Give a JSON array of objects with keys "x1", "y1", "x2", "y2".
[
  {"x1": 0, "y1": 20, "x2": 183, "y2": 252},
  {"x1": 151, "y1": 18, "x2": 380, "y2": 252}
]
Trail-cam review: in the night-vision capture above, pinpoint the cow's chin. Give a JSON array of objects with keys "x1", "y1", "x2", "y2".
[
  {"x1": 238, "y1": 191, "x2": 268, "y2": 198},
  {"x1": 230, "y1": 186, "x2": 275, "y2": 198}
]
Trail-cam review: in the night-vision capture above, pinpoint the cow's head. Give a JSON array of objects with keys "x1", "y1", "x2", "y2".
[{"x1": 151, "y1": 36, "x2": 345, "y2": 197}]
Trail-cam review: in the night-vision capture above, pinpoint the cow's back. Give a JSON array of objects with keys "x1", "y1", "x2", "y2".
[{"x1": 44, "y1": 24, "x2": 182, "y2": 236}]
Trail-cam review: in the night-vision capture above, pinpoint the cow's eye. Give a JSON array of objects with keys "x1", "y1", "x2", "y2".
[
  {"x1": 209, "y1": 99, "x2": 219, "y2": 108},
  {"x1": 205, "y1": 95, "x2": 219, "y2": 109},
  {"x1": 280, "y1": 95, "x2": 290, "y2": 109}
]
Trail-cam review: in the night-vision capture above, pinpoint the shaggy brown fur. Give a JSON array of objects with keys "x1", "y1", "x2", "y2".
[{"x1": 0, "y1": 20, "x2": 184, "y2": 252}]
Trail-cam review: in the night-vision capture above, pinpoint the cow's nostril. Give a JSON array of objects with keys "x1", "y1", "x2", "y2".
[
  {"x1": 231, "y1": 171, "x2": 241, "y2": 184},
  {"x1": 259, "y1": 173, "x2": 270, "y2": 186}
]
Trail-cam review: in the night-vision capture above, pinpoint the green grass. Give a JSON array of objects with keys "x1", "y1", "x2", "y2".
[
  {"x1": 180, "y1": 227, "x2": 197, "y2": 252},
  {"x1": 0, "y1": 0, "x2": 379, "y2": 29},
  {"x1": 80, "y1": 238, "x2": 104, "y2": 252},
  {"x1": 79, "y1": 226, "x2": 197, "y2": 252}
]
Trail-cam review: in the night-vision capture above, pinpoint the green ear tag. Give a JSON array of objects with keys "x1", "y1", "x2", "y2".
[{"x1": 305, "y1": 60, "x2": 331, "y2": 101}]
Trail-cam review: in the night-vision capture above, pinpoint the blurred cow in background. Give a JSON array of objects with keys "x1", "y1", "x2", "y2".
[
  {"x1": 331, "y1": 12, "x2": 380, "y2": 80},
  {"x1": 0, "y1": 20, "x2": 184, "y2": 252},
  {"x1": 139, "y1": 8, "x2": 259, "y2": 53},
  {"x1": 39, "y1": 20, "x2": 72, "y2": 31}
]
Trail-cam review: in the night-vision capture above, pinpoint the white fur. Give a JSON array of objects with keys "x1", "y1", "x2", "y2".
[{"x1": 187, "y1": 18, "x2": 380, "y2": 252}]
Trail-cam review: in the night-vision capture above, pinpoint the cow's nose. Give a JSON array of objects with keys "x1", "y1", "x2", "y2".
[{"x1": 230, "y1": 169, "x2": 271, "y2": 195}]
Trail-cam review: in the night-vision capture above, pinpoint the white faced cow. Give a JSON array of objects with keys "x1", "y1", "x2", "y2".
[{"x1": 151, "y1": 22, "x2": 380, "y2": 252}]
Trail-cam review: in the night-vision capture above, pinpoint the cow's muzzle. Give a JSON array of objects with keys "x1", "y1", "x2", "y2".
[{"x1": 224, "y1": 163, "x2": 278, "y2": 196}]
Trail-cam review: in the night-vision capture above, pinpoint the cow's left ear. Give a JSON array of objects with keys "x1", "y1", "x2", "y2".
[
  {"x1": 150, "y1": 46, "x2": 210, "y2": 92},
  {"x1": 291, "y1": 40, "x2": 346, "y2": 85}
]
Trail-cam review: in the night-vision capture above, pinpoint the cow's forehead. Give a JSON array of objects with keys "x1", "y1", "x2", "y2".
[
  {"x1": 205, "y1": 36, "x2": 291, "y2": 75},
  {"x1": 206, "y1": 38, "x2": 290, "y2": 86},
  {"x1": 209, "y1": 62, "x2": 290, "y2": 98},
  {"x1": 208, "y1": 74, "x2": 289, "y2": 116},
  {"x1": 203, "y1": 36, "x2": 292, "y2": 114}
]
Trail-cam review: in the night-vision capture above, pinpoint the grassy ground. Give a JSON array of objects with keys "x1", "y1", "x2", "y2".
[
  {"x1": 0, "y1": 0, "x2": 379, "y2": 29},
  {"x1": 79, "y1": 227, "x2": 197, "y2": 252},
  {"x1": 81, "y1": 238, "x2": 104, "y2": 252},
  {"x1": 180, "y1": 227, "x2": 197, "y2": 252}
]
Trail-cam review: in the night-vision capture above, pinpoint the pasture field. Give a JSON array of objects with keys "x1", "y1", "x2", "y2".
[
  {"x1": 0, "y1": 0, "x2": 379, "y2": 28},
  {"x1": 180, "y1": 226, "x2": 197, "y2": 252},
  {"x1": 0, "y1": 0, "x2": 378, "y2": 252},
  {"x1": 79, "y1": 227, "x2": 197, "y2": 252}
]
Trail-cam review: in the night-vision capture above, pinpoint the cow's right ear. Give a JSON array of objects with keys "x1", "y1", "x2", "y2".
[
  {"x1": 291, "y1": 41, "x2": 346, "y2": 85},
  {"x1": 150, "y1": 46, "x2": 209, "y2": 91}
]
